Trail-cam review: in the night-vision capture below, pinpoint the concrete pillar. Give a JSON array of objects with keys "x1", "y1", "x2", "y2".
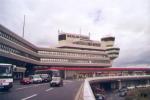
[
  {"x1": 93, "y1": 72, "x2": 96, "y2": 77},
  {"x1": 118, "y1": 80, "x2": 122, "y2": 89},
  {"x1": 147, "y1": 80, "x2": 150, "y2": 85},
  {"x1": 64, "y1": 70, "x2": 66, "y2": 80}
]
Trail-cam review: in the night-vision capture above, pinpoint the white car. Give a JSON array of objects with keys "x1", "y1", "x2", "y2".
[
  {"x1": 50, "y1": 77, "x2": 63, "y2": 87},
  {"x1": 29, "y1": 75, "x2": 42, "y2": 84},
  {"x1": 127, "y1": 86, "x2": 135, "y2": 90}
]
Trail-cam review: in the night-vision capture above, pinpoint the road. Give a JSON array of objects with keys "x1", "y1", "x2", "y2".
[
  {"x1": 105, "y1": 91, "x2": 125, "y2": 100},
  {"x1": 0, "y1": 80, "x2": 82, "y2": 100}
]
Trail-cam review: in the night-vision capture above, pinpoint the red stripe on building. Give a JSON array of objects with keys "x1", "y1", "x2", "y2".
[{"x1": 34, "y1": 67, "x2": 150, "y2": 71}]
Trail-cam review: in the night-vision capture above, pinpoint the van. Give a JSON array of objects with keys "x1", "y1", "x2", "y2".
[{"x1": 50, "y1": 77, "x2": 63, "y2": 87}]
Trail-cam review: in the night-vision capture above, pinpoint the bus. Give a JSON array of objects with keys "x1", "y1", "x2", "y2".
[{"x1": 0, "y1": 64, "x2": 14, "y2": 90}]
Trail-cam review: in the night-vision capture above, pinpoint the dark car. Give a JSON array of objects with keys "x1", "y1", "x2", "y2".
[
  {"x1": 40, "y1": 74, "x2": 51, "y2": 83},
  {"x1": 95, "y1": 93, "x2": 105, "y2": 100},
  {"x1": 50, "y1": 77, "x2": 63, "y2": 87},
  {"x1": 20, "y1": 77, "x2": 32, "y2": 85}
]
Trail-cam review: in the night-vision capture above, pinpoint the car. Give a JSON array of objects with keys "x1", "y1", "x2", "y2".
[
  {"x1": 92, "y1": 87, "x2": 105, "y2": 95},
  {"x1": 118, "y1": 87, "x2": 128, "y2": 97},
  {"x1": 20, "y1": 77, "x2": 32, "y2": 85},
  {"x1": 118, "y1": 87, "x2": 128, "y2": 93},
  {"x1": 95, "y1": 93, "x2": 105, "y2": 100},
  {"x1": 118, "y1": 91, "x2": 127, "y2": 97},
  {"x1": 50, "y1": 77, "x2": 63, "y2": 87},
  {"x1": 40, "y1": 74, "x2": 51, "y2": 83},
  {"x1": 29, "y1": 75, "x2": 42, "y2": 84},
  {"x1": 127, "y1": 86, "x2": 135, "y2": 90}
]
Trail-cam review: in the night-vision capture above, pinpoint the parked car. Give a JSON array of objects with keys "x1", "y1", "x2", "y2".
[
  {"x1": 50, "y1": 77, "x2": 63, "y2": 87},
  {"x1": 92, "y1": 87, "x2": 105, "y2": 95},
  {"x1": 118, "y1": 87, "x2": 128, "y2": 93},
  {"x1": 118, "y1": 87, "x2": 128, "y2": 97},
  {"x1": 29, "y1": 75, "x2": 42, "y2": 84},
  {"x1": 40, "y1": 74, "x2": 51, "y2": 83},
  {"x1": 119, "y1": 91, "x2": 127, "y2": 97},
  {"x1": 20, "y1": 77, "x2": 32, "y2": 85},
  {"x1": 95, "y1": 93, "x2": 105, "y2": 100}
]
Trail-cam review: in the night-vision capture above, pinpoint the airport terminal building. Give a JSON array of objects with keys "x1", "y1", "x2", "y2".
[{"x1": 0, "y1": 24, "x2": 120, "y2": 79}]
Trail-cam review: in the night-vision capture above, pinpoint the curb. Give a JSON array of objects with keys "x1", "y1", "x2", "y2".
[{"x1": 74, "y1": 83, "x2": 84, "y2": 100}]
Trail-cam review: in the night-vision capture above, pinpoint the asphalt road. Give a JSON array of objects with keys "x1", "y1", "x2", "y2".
[
  {"x1": 105, "y1": 91, "x2": 125, "y2": 100},
  {"x1": 0, "y1": 80, "x2": 82, "y2": 100}
]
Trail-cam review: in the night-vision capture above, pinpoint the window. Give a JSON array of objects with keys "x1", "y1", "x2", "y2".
[{"x1": 59, "y1": 34, "x2": 66, "y2": 41}]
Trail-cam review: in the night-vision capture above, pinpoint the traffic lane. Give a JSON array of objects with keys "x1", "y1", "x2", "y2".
[
  {"x1": 0, "y1": 83, "x2": 50, "y2": 100},
  {"x1": 0, "y1": 80, "x2": 82, "y2": 100},
  {"x1": 31, "y1": 80, "x2": 82, "y2": 100}
]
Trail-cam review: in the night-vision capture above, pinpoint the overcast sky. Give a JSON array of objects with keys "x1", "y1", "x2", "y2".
[{"x1": 0, "y1": 0, "x2": 150, "y2": 67}]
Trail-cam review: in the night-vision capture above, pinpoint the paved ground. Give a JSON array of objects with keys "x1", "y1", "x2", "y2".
[
  {"x1": 0, "y1": 80, "x2": 82, "y2": 100},
  {"x1": 105, "y1": 91, "x2": 125, "y2": 100}
]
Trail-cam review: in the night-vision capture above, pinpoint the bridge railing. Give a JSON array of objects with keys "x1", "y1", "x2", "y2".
[{"x1": 83, "y1": 75, "x2": 150, "y2": 100}]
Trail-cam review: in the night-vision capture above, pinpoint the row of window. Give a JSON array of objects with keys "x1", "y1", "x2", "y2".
[
  {"x1": 67, "y1": 34, "x2": 88, "y2": 40},
  {"x1": 108, "y1": 52, "x2": 119, "y2": 55},
  {"x1": 0, "y1": 31, "x2": 37, "y2": 52},
  {"x1": 106, "y1": 48, "x2": 120, "y2": 51},
  {"x1": 38, "y1": 51, "x2": 107, "y2": 58},
  {"x1": 106, "y1": 50, "x2": 119, "y2": 53},
  {"x1": 40, "y1": 58, "x2": 110, "y2": 64},
  {"x1": 74, "y1": 41, "x2": 101, "y2": 47},
  {"x1": 0, "y1": 44, "x2": 40, "y2": 61}
]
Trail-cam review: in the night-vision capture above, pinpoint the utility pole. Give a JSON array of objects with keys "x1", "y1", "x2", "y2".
[
  {"x1": 22, "y1": 15, "x2": 26, "y2": 38},
  {"x1": 79, "y1": 27, "x2": 82, "y2": 39}
]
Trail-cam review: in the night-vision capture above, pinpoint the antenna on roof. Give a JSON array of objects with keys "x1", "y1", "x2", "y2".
[
  {"x1": 22, "y1": 15, "x2": 26, "y2": 38},
  {"x1": 58, "y1": 29, "x2": 60, "y2": 34},
  {"x1": 89, "y1": 32, "x2": 91, "y2": 39},
  {"x1": 79, "y1": 27, "x2": 82, "y2": 38}
]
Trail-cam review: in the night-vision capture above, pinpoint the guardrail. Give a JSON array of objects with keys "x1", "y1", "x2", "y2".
[
  {"x1": 83, "y1": 75, "x2": 150, "y2": 100},
  {"x1": 75, "y1": 83, "x2": 84, "y2": 100}
]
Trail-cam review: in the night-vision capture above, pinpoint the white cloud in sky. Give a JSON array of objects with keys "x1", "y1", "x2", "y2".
[{"x1": 0, "y1": 0, "x2": 150, "y2": 66}]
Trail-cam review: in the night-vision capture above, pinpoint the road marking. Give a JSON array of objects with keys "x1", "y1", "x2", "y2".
[
  {"x1": 21, "y1": 94, "x2": 37, "y2": 100},
  {"x1": 45, "y1": 88, "x2": 53, "y2": 92},
  {"x1": 16, "y1": 83, "x2": 48, "y2": 90}
]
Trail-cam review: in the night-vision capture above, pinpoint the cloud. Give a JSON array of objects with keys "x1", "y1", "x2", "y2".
[{"x1": 0, "y1": 0, "x2": 150, "y2": 67}]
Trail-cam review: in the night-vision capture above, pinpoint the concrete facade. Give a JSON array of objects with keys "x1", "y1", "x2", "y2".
[{"x1": 0, "y1": 24, "x2": 120, "y2": 78}]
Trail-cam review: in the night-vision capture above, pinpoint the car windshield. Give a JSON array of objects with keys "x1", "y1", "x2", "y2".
[
  {"x1": 0, "y1": 65, "x2": 12, "y2": 77},
  {"x1": 23, "y1": 78, "x2": 30, "y2": 80},
  {"x1": 32, "y1": 75, "x2": 41, "y2": 78},
  {"x1": 52, "y1": 77, "x2": 60, "y2": 81},
  {"x1": 41, "y1": 74, "x2": 48, "y2": 78}
]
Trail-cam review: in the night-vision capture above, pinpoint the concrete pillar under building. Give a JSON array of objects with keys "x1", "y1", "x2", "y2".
[
  {"x1": 118, "y1": 80, "x2": 122, "y2": 89},
  {"x1": 93, "y1": 72, "x2": 96, "y2": 77},
  {"x1": 64, "y1": 69, "x2": 66, "y2": 80},
  {"x1": 147, "y1": 80, "x2": 150, "y2": 85}
]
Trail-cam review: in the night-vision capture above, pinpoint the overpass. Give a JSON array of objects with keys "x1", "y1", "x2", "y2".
[{"x1": 79, "y1": 75, "x2": 150, "y2": 100}]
